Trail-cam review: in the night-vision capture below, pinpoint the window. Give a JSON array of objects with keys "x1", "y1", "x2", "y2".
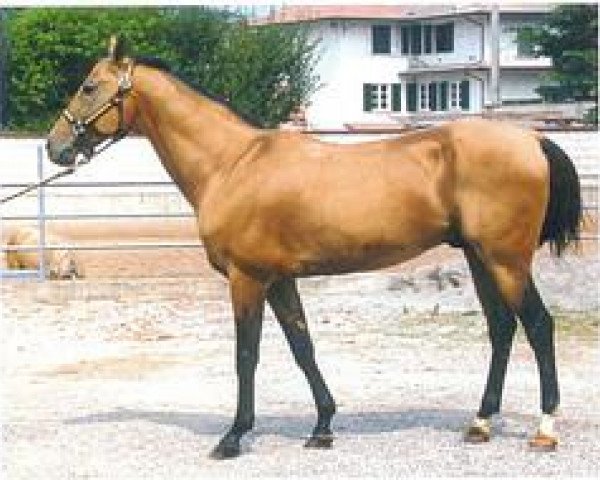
[
  {"x1": 420, "y1": 83, "x2": 428, "y2": 110},
  {"x1": 372, "y1": 25, "x2": 391, "y2": 54},
  {"x1": 401, "y1": 26, "x2": 410, "y2": 55},
  {"x1": 410, "y1": 24, "x2": 422, "y2": 55},
  {"x1": 448, "y1": 81, "x2": 470, "y2": 110},
  {"x1": 400, "y1": 22, "x2": 454, "y2": 55},
  {"x1": 408, "y1": 80, "x2": 469, "y2": 113},
  {"x1": 424, "y1": 24, "x2": 433, "y2": 54},
  {"x1": 435, "y1": 23, "x2": 454, "y2": 53},
  {"x1": 428, "y1": 82, "x2": 438, "y2": 111},
  {"x1": 363, "y1": 83, "x2": 402, "y2": 112},
  {"x1": 450, "y1": 82, "x2": 459, "y2": 108}
]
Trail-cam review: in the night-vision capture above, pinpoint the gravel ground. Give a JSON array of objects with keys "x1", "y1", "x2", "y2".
[{"x1": 1, "y1": 252, "x2": 599, "y2": 479}]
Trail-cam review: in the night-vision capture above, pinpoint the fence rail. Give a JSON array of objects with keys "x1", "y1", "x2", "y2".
[{"x1": 1, "y1": 143, "x2": 598, "y2": 280}]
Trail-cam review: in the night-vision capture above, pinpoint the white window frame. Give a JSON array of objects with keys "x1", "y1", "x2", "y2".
[
  {"x1": 371, "y1": 83, "x2": 392, "y2": 111},
  {"x1": 450, "y1": 82, "x2": 459, "y2": 109},
  {"x1": 419, "y1": 83, "x2": 428, "y2": 111}
]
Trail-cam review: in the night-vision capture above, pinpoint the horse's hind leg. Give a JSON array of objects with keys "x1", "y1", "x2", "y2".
[
  {"x1": 463, "y1": 245, "x2": 517, "y2": 443},
  {"x1": 517, "y1": 277, "x2": 560, "y2": 451},
  {"x1": 267, "y1": 277, "x2": 336, "y2": 448},
  {"x1": 463, "y1": 242, "x2": 560, "y2": 450}
]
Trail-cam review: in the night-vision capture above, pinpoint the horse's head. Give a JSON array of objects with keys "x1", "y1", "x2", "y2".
[{"x1": 47, "y1": 35, "x2": 136, "y2": 167}]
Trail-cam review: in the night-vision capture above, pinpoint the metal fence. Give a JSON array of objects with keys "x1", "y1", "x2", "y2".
[{"x1": 1, "y1": 141, "x2": 598, "y2": 280}]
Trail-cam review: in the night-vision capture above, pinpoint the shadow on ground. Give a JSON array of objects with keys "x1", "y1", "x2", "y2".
[{"x1": 64, "y1": 407, "x2": 531, "y2": 441}]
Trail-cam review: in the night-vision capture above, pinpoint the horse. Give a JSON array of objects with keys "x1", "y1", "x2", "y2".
[
  {"x1": 46, "y1": 36, "x2": 581, "y2": 458},
  {"x1": 5, "y1": 226, "x2": 83, "y2": 280}
]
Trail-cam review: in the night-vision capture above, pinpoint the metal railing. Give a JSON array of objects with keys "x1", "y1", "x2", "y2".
[
  {"x1": 1, "y1": 142, "x2": 598, "y2": 280},
  {"x1": 0, "y1": 144, "x2": 201, "y2": 279}
]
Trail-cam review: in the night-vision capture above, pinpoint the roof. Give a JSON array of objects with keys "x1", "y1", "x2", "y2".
[{"x1": 251, "y1": 4, "x2": 553, "y2": 25}]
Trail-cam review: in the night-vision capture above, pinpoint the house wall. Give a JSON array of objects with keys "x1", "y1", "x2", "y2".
[
  {"x1": 304, "y1": 13, "x2": 551, "y2": 128},
  {"x1": 500, "y1": 70, "x2": 545, "y2": 102}
]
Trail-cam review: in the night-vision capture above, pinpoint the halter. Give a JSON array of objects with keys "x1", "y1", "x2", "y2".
[{"x1": 61, "y1": 60, "x2": 134, "y2": 163}]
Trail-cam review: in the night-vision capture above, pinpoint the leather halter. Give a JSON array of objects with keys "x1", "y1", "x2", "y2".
[{"x1": 61, "y1": 60, "x2": 134, "y2": 161}]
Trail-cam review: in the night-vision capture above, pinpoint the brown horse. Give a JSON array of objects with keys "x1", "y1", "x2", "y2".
[{"x1": 47, "y1": 36, "x2": 581, "y2": 458}]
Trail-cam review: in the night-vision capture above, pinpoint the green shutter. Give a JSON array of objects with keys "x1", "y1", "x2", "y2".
[
  {"x1": 460, "y1": 80, "x2": 470, "y2": 110},
  {"x1": 363, "y1": 83, "x2": 376, "y2": 112},
  {"x1": 392, "y1": 83, "x2": 402, "y2": 112},
  {"x1": 401, "y1": 26, "x2": 410, "y2": 55},
  {"x1": 424, "y1": 24, "x2": 433, "y2": 54},
  {"x1": 410, "y1": 24, "x2": 422, "y2": 55},
  {"x1": 440, "y1": 81, "x2": 448, "y2": 111},
  {"x1": 407, "y1": 83, "x2": 417, "y2": 112},
  {"x1": 428, "y1": 82, "x2": 438, "y2": 111}
]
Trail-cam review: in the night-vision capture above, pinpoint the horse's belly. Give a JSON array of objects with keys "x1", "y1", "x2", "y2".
[{"x1": 292, "y1": 238, "x2": 439, "y2": 276}]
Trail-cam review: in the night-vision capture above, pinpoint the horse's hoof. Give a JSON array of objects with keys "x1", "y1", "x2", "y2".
[
  {"x1": 209, "y1": 441, "x2": 241, "y2": 460},
  {"x1": 529, "y1": 433, "x2": 558, "y2": 452},
  {"x1": 304, "y1": 434, "x2": 334, "y2": 449},
  {"x1": 464, "y1": 426, "x2": 490, "y2": 444}
]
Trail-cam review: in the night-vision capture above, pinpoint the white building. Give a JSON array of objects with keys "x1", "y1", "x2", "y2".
[{"x1": 256, "y1": 4, "x2": 554, "y2": 129}]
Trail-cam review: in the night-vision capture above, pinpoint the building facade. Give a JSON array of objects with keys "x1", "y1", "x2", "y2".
[{"x1": 257, "y1": 5, "x2": 553, "y2": 129}]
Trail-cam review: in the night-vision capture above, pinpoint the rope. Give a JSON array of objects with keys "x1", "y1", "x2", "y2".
[{"x1": 0, "y1": 168, "x2": 75, "y2": 205}]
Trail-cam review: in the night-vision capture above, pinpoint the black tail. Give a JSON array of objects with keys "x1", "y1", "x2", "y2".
[{"x1": 538, "y1": 137, "x2": 582, "y2": 256}]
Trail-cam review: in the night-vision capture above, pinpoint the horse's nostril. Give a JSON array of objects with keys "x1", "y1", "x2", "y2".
[{"x1": 47, "y1": 141, "x2": 76, "y2": 166}]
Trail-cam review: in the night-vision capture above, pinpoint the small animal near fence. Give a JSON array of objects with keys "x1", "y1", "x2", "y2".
[{"x1": 1, "y1": 140, "x2": 598, "y2": 281}]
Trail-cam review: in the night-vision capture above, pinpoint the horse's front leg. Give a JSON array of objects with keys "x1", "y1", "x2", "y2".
[{"x1": 210, "y1": 266, "x2": 267, "y2": 459}]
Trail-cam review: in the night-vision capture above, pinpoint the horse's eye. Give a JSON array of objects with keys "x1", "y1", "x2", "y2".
[{"x1": 81, "y1": 82, "x2": 97, "y2": 95}]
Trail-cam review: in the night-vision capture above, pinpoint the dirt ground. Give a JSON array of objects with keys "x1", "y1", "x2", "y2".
[{"x1": 1, "y1": 220, "x2": 599, "y2": 478}]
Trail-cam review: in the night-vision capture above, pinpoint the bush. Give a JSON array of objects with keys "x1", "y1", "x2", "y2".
[{"x1": 5, "y1": 7, "x2": 319, "y2": 132}]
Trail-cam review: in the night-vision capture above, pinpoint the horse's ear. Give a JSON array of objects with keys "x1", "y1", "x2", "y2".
[{"x1": 108, "y1": 35, "x2": 126, "y2": 63}]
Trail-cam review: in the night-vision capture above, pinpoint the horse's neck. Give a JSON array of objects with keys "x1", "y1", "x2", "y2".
[{"x1": 132, "y1": 67, "x2": 258, "y2": 208}]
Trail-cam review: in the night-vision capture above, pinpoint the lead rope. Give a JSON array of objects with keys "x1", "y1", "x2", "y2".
[{"x1": 0, "y1": 167, "x2": 77, "y2": 205}]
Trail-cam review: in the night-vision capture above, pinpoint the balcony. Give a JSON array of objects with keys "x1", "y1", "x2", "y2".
[{"x1": 404, "y1": 55, "x2": 487, "y2": 74}]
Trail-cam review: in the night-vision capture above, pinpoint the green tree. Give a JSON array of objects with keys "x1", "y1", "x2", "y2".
[
  {"x1": 519, "y1": 4, "x2": 597, "y2": 121},
  {"x1": 4, "y1": 7, "x2": 319, "y2": 132}
]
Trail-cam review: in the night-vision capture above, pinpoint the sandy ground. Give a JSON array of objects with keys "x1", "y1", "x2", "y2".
[{"x1": 1, "y1": 219, "x2": 599, "y2": 478}]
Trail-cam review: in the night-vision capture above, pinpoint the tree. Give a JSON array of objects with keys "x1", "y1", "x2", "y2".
[
  {"x1": 162, "y1": 7, "x2": 319, "y2": 128},
  {"x1": 519, "y1": 4, "x2": 597, "y2": 121},
  {"x1": 0, "y1": 9, "x2": 9, "y2": 129},
  {"x1": 5, "y1": 7, "x2": 319, "y2": 132},
  {"x1": 6, "y1": 8, "x2": 174, "y2": 132}
]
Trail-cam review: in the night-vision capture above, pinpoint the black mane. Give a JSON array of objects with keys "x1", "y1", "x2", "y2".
[{"x1": 133, "y1": 56, "x2": 263, "y2": 128}]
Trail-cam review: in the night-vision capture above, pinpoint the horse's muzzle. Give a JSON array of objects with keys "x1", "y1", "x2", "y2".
[{"x1": 46, "y1": 139, "x2": 76, "y2": 166}]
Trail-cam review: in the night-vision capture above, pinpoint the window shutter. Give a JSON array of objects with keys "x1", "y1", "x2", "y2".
[
  {"x1": 407, "y1": 83, "x2": 417, "y2": 112},
  {"x1": 424, "y1": 24, "x2": 433, "y2": 54},
  {"x1": 410, "y1": 24, "x2": 422, "y2": 55},
  {"x1": 428, "y1": 82, "x2": 438, "y2": 111},
  {"x1": 440, "y1": 81, "x2": 449, "y2": 111},
  {"x1": 459, "y1": 80, "x2": 470, "y2": 110},
  {"x1": 400, "y1": 26, "x2": 410, "y2": 55},
  {"x1": 435, "y1": 23, "x2": 454, "y2": 53},
  {"x1": 363, "y1": 83, "x2": 376, "y2": 112},
  {"x1": 392, "y1": 83, "x2": 402, "y2": 112},
  {"x1": 372, "y1": 25, "x2": 391, "y2": 54}
]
